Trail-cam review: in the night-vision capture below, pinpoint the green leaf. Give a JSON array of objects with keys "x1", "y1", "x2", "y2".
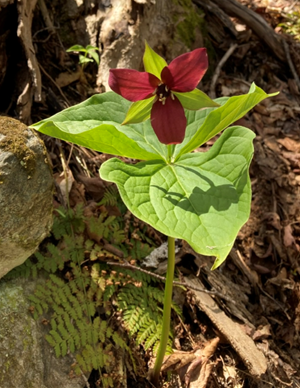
[
  {"x1": 173, "y1": 97, "x2": 227, "y2": 159},
  {"x1": 79, "y1": 55, "x2": 93, "y2": 64},
  {"x1": 173, "y1": 89, "x2": 220, "y2": 110},
  {"x1": 86, "y1": 45, "x2": 99, "y2": 51},
  {"x1": 87, "y1": 50, "x2": 100, "y2": 65},
  {"x1": 122, "y1": 96, "x2": 155, "y2": 124},
  {"x1": 100, "y1": 126, "x2": 255, "y2": 268},
  {"x1": 30, "y1": 92, "x2": 167, "y2": 161},
  {"x1": 175, "y1": 83, "x2": 278, "y2": 160},
  {"x1": 67, "y1": 45, "x2": 86, "y2": 53},
  {"x1": 143, "y1": 41, "x2": 167, "y2": 79}
]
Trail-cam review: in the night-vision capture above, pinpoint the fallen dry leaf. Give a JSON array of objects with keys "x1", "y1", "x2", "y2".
[
  {"x1": 55, "y1": 170, "x2": 74, "y2": 204},
  {"x1": 222, "y1": 363, "x2": 242, "y2": 388},
  {"x1": 55, "y1": 69, "x2": 81, "y2": 87},
  {"x1": 278, "y1": 138, "x2": 300, "y2": 153},
  {"x1": 162, "y1": 338, "x2": 219, "y2": 387},
  {"x1": 252, "y1": 324, "x2": 272, "y2": 341},
  {"x1": 69, "y1": 181, "x2": 86, "y2": 207},
  {"x1": 76, "y1": 174, "x2": 106, "y2": 202},
  {"x1": 283, "y1": 224, "x2": 297, "y2": 248}
]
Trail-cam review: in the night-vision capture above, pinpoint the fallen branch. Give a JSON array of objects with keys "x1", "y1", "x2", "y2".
[
  {"x1": 194, "y1": 0, "x2": 285, "y2": 62},
  {"x1": 282, "y1": 39, "x2": 300, "y2": 92},
  {"x1": 106, "y1": 260, "x2": 236, "y2": 303},
  {"x1": 209, "y1": 43, "x2": 238, "y2": 98}
]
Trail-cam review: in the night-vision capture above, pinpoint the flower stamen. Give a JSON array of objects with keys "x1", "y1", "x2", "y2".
[
  {"x1": 170, "y1": 92, "x2": 175, "y2": 100},
  {"x1": 156, "y1": 83, "x2": 171, "y2": 104}
]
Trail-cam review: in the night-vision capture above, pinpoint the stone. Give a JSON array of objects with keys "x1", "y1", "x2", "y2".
[
  {"x1": 0, "y1": 277, "x2": 86, "y2": 388},
  {"x1": 0, "y1": 117, "x2": 53, "y2": 279}
]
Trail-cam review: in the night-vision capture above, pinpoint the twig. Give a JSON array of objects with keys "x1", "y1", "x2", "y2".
[
  {"x1": 258, "y1": 285, "x2": 291, "y2": 321},
  {"x1": 37, "y1": 0, "x2": 65, "y2": 49},
  {"x1": 209, "y1": 43, "x2": 238, "y2": 99},
  {"x1": 106, "y1": 260, "x2": 235, "y2": 303},
  {"x1": 39, "y1": 63, "x2": 71, "y2": 107},
  {"x1": 38, "y1": 0, "x2": 56, "y2": 33},
  {"x1": 282, "y1": 39, "x2": 300, "y2": 93}
]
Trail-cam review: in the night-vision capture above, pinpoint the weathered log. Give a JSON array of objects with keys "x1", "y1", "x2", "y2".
[{"x1": 194, "y1": 0, "x2": 286, "y2": 62}]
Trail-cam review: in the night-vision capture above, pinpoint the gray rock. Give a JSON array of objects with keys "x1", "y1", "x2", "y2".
[
  {"x1": 0, "y1": 117, "x2": 53, "y2": 279},
  {"x1": 0, "y1": 277, "x2": 86, "y2": 388}
]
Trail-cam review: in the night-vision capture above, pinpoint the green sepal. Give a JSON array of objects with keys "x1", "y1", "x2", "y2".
[
  {"x1": 143, "y1": 41, "x2": 167, "y2": 79},
  {"x1": 100, "y1": 126, "x2": 255, "y2": 268},
  {"x1": 122, "y1": 96, "x2": 155, "y2": 124},
  {"x1": 173, "y1": 89, "x2": 220, "y2": 110}
]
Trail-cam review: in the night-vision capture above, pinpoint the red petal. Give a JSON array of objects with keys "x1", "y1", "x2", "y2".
[
  {"x1": 151, "y1": 96, "x2": 187, "y2": 145},
  {"x1": 109, "y1": 69, "x2": 160, "y2": 102},
  {"x1": 161, "y1": 48, "x2": 208, "y2": 92}
]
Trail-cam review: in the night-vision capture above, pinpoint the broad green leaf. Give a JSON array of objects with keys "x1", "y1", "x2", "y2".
[
  {"x1": 175, "y1": 83, "x2": 277, "y2": 160},
  {"x1": 30, "y1": 92, "x2": 167, "y2": 161},
  {"x1": 67, "y1": 45, "x2": 86, "y2": 53},
  {"x1": 122, "y1": 96, "x2": 155, "y2": 124},
  {"x1": 173, "y1": 89, "x2": 220, "y2": 110},
  {"x1": 100, "y1": 126, "x2": 255, "y2": 268},
  {"x1": 143, "y1": 41, "x2": 167, "y2": 79}
]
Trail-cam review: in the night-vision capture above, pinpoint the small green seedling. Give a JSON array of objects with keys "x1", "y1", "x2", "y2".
[{"x1": 67, "y1": 44, "x2": 100, "y2": 67}]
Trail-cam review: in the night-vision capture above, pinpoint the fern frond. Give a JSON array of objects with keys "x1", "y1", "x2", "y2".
[{"x1": 99, "y1": 185, "x2": 119, "y2": 207}]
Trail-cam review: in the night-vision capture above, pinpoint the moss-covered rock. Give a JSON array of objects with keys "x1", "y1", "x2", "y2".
[
  {"x1": 0, "y1": 277, "x2": 86, "y2": 388},
  {"x1": 0, "y1": 117, "x2": 53, "y2": 279}
]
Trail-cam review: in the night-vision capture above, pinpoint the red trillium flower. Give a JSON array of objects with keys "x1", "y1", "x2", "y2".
[{"x1": 108, "y1": 43, "x2": 218, "y2": 145}]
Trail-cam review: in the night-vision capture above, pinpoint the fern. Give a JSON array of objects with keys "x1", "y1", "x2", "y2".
[
  {"x1": 52, "y1": 205, "x2": 85, "y2": 239},
  {"x1": 99, "y1": 185, "x2": 119, "y2": 207},
  {"x1": 128, "y1": 239, "x2": 154, "y2": 261},
  {"x1": 5, "y1": 193, "x2": 178, "y2": 384},
  {"x1": 3, "y1": 258, "x2": 35, "y2": 279},
  {"x1": 104, "y1": 268, "x2": 179, "y2": 354},
  {"x1": 29, "y1": 271, "x2": 131, "y2": 376}
]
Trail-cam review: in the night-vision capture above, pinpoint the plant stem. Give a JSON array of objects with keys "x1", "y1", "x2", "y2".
[
  {"x1": 151, "y1": 236, "x2": 176, "y2": 386},
  {"x1": 167, "y1": 145, "x2": 174, "y2": 163}
]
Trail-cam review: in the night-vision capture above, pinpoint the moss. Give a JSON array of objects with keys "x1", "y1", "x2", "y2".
[
  {"x1": 0, "y1": 283, "x2": 36, "y2": 379},
  {"x1": 11, "y1": 232, "x2": 44, "y2": 251},
  {"x1": 0, "y1": 117, "x2": 36, "y2": 176},
  {"x1": 172, "y1": 0, "x2": 205, "y2": 48}
]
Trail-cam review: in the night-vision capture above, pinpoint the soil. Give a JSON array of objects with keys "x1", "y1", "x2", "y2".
[{"x1": 1, "y1": 0, "x2": 300, "y2": 387}]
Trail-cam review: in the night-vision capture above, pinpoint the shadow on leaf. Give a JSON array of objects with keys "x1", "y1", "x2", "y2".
[{"x1": 153, "y1": 184, "x2": 238, "y2": 215}]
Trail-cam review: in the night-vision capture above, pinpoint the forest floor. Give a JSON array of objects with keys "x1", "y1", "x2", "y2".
[{"x1": 3, "y1": 0, "x2": 300, "y2": 387}]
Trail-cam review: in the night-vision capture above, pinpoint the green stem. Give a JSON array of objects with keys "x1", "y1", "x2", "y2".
[
  {"x1": 151, "y1": 236, "x2": 176, "y2": 386},
  {"x1": 167, "y1": 145, "x2": 175, "y2": 163}
]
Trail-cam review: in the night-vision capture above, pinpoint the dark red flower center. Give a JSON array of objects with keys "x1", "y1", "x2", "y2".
[{"x1": 156, "y1": 83, "x2": 173, "y2": 105}]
